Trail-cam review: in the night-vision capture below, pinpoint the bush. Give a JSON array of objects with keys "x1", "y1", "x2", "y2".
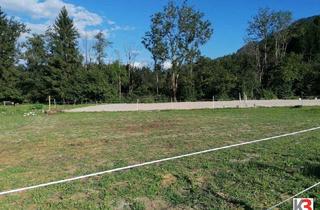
[
  {"x1": 32, "y1": 104, "x2": 44, "y2": 110},
  {"x1": 261, "y1": 90, "x2": 278, "y2": 99},
  {"x1": 130, "y1": 201, "x2": 145, "y2": 210}
]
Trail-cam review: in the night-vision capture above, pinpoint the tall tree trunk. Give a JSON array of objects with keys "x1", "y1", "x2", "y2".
[
  {"x1": 128, "y1": 66, "x2": 131, "y2": 94},
  {"x1": 282, "y1": 41, "x2": 288, "y2": 59},
  {"x1": 154, "y1": 60, "x2": 159, "y2": 96},
  {"x1": 255, "y1": 45, "x2": 262, "y2": 84},
  {"x1": 118, "y1": 74, "x2": 121, "y2": 101},
  {"x1": 128, "y1": 65, "x2": 133, "y2": 95},
  {"x1": 191, "y1": 64, "x2": 195, "y2": 98},
  {"x1": 156, "y1": 72, "x2": 159, "y2": 96},
  {"x1": 264, "y1": 41, "x2": 267, "y2": 69},
  {"x1": 261, "y1": 41, "x2": 267, "y2": 87},
  {"x1": 171, "y1": 72, "x2": 179, "y2": 102},
  {"x1": 275, "y1": 38, "x2": 279, "y2": 65},
  {"x1": 189, "y1": 63, "x2": 194, "y2": 99}
]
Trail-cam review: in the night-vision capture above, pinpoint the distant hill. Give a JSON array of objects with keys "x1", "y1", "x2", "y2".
[
  {"x1": 207, "y1": 15, "x2": 320, "y2": 99},
  {"x1": 291, "y1": 15, "x2": 320, "y2": 26},
  {"x1": 236, "y1": 15, "x2": 320, "y2": 58}
]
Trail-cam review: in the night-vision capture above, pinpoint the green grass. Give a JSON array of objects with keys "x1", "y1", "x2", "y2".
[{"x1": 0, "y1": 105, "x2": 319, "y2": 209}]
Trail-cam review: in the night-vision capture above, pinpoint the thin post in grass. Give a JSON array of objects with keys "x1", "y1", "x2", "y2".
[
  {"x1": 136, "y1": 99, "x2": 139, "y2": 111},
  {"x1": 299, "y1": 97, "x2": 303, "y2": 107},
  {"x1": 48, "y1": 95, "x2": 51, "y2": 111},
  {"x1": 171, "y1": 97, "x2": 173, "y2": 109},
  {"x1": 212, "y1": 96, "x2": 215, "y2": 109},
  {"x1": 244, "y1": 92, "x2": 248, "y2": 107}
]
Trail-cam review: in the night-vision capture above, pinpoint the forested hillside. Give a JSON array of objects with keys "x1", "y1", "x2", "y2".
[{"x1": 0, "y1": 3, "x2": 319, "y2": 104}]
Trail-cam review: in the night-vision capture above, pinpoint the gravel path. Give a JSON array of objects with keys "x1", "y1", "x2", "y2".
[{"x1": 65, "y1": 99, "x2": 320, "y2": 112}]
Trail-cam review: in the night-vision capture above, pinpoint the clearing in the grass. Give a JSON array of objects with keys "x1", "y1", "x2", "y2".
[{"x1": 0, "y1": 105, "x2": 319, "y2": 209}]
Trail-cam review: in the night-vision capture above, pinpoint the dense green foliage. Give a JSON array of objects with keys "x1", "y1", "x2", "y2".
[
  {"x1": 0, "y1": 7, "x2": 26, "y2": 101},
  {"x1": 142, "y1": 1, "x2": 213, "y2": 101},
  {"x1": 0, "y1": 4, "x2": 319, "y2": 103}
]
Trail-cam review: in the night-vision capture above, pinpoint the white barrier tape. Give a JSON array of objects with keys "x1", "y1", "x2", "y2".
[
  {"x1": 267, "y1": 181, "x2": 320, "y2": 209},
  {"x1": 0, "y1": 126, "x2": 319, "y2": 196}
]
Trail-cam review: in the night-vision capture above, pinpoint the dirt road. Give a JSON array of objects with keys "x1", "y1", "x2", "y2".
[{"x1": 65, "y1": 99, "x2": 320, "y2": 112}]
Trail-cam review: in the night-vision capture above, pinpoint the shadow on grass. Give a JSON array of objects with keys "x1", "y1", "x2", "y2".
[
  {"x1": 210, "y1": 189, "x2": 254, "y2": 210},
  {"x1": 249, "y1": 161, "x2": 298, "y2": 175},
  {"x1": 248, "y1": 160, "x2": 320, "y2": 179},
  {"x1": 195, "y1": 187, "x2": 254, "y2": 210},
  {"x1": 302, "y1": 163, "x2": 320, "y2": 178}
]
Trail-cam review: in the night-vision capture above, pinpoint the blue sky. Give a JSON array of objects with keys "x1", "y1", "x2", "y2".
[{"x1": 0, "y1": 0, "x2": 319, "y2": 66}]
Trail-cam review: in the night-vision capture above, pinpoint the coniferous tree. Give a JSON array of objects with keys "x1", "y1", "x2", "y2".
[
  {"x1": 22, "y1": 34, "x2": 50, "y2": 102},
  {"x1": 47, "y1": 6, "x2": 82, "y2": 103},
  {"x1": 0, "y1": 7, "x2": 26, "y2": 101}
]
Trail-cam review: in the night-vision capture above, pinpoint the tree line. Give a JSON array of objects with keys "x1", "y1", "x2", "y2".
[{"x1": 0, "y1": 2, "x2": 319, "y2": 104}]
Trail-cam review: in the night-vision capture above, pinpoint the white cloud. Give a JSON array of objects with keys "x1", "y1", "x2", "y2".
[
  {"x1": 81, "y1": 29, "x2": 110, "y2": 40},
  {"x1": 18, "y1": 21, "x2": 49, "y2": 42},
  {"x1": 131, "y1": 61, "x2": 148, "y2": 69},
  {"x1": 25, "y1": 21, "x2": 50, "y2": 34},
  {"x1": 163, "y1": 60, "x2": 172, "y2": 70},
  {"x1": 110, "y1": 25, "x2": 135, "y2": 32},
  {"x1": 106, "y1": 19, "x2": 116, "y2": 25},
  {"x1": 131, "y1": 50, "x2": 141, "y2": 55},
  {"x1": 121, "y1": 26, "x2": 136, "y2": 31},
  {"x1": 0, "y1": 0, "x2": 133, "y2": 40},
  {"x1": 0, "y1": 0, "x2": 103, "y2": 24}
]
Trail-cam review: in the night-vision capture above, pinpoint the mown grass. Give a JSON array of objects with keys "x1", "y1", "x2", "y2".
[{"x1": 0, "y1": 105, "x2": 319, "y2": 209}]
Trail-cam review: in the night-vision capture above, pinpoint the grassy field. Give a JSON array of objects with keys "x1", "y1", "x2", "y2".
[{"x1": 0, "y1": 105, "x2": 319, "y2": 209}]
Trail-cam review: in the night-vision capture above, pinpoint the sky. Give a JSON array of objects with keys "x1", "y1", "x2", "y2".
[{"x1": 0, "y1": 0, "x2": 319, "y2": 67}]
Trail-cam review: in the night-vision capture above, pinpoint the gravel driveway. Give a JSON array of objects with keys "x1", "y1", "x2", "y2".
[{"x1": 65, "y1": 99, "x2": 320, "y2": 112}]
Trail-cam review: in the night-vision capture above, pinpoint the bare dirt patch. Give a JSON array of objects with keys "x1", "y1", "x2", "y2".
[
  {"x1": 136, "y1": 197, "x2": 170, "y2": 210},
  {"x1": 161, "y1": 173, "x2": 177, "y2": 187}
]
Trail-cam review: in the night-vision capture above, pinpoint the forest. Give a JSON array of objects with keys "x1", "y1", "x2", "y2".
[{"x1": 0, "y1": 1, "x2": 319, "y2": 104}]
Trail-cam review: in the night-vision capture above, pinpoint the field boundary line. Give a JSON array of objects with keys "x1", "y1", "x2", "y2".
[
  {"x1": 0, "y1": 126, "x2": 320, "y2": 196},
  {"x1": 267, "y1": 181, "x2": 320, "y2": 209}
]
